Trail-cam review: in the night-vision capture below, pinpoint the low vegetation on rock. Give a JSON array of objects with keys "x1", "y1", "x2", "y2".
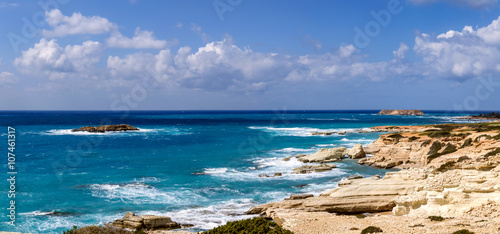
[
  {"x1": 428, "y1": 215, "x2": 445, "y2": 221},
  {"x1": 453, "y1": 229, "x2": 475, "y2": 234},
  {"x1": 360, "y1": 226, "x2": 383, "y2": 233},
  {"x1": 63, "y1": 225, "x2": 146, "y2": 234},
  {"x1": 202, "y1": 217, "x2": 294, "y2": 234}
]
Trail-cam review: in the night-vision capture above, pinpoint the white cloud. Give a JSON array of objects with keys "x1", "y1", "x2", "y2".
[
  {"x1": 0, "y1": 72, "x2": 18, "y2": 86},
  {"x1": 190, "y1": 23, "x2": 210, "y2": 43},
  {"x1": 408, "y1": 0, "x2": 499, "y2": 8},
  {"x1": 0, "y1": 2, "x2": 19, "y2": 8},
  {"x1": 106, "y1": 37, "x2": 410, "y2": 91},
  {"x1": 42, "y1": 9, "x2": 115, "y2": 37},
  {"x1": 393, "y1": 43, "x2": 409, "y2": 61},
  {"x1": 14, "y1": 39, "x2": 103, "y2": 80},
  {"x1": 414, "y1": 16, "x2": 500, "y2": 79},
  {"x1": 106, "y1": 27, "x2": 177, "y2": 49}
]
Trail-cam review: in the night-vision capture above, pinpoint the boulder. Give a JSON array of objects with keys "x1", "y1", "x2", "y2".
[
  {"x1": 112, "y1": 212, "x2": 144, "y2": 229},
  {"x1": 346, "y1": 143, "x2": 366, "y2": 159},
  {"x1": 141, "y1": 215, "x2": 181, "y2": 229},
  {"x1": 111, "y1": 212, "x2": 181, "y2": 230},
  {"x1": 298, "y1": 147, "x2": 346, "y2": 163}
]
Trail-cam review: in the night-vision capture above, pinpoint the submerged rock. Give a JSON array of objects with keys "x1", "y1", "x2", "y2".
[{"x1": 72, "y1": 124, "x2": 139, "y2": 133}]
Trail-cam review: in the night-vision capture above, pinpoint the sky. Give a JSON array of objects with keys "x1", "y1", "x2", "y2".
[{"x1": 1, "y1": 0, "x2": 500, "y2": 110}]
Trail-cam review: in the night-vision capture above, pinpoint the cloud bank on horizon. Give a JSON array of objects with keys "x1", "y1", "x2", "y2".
[{"x1": 1, "y1": 0, "x2": 500, "y2": 110}]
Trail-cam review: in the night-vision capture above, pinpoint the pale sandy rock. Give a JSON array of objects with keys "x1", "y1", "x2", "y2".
[
  {"x1": 346, "y1": 143, "x2": 366, "y2": 159},
  {"x1": 141, "y1": 215, "x2": 181, "y2": 229},
  {"x1": 293, "y1": 164, "x2": 336, "y2": 174},
  {"x1": 298, "y1": 147, "x2": 346, "y2": 163}
]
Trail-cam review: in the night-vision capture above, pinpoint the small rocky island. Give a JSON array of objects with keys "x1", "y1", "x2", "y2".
[
  {"x1": 72, "y1": 124, "x2": 139, "y2": 133},
  {"x1": 377, "y1": 109, "x2": 424, "y2": 116}
]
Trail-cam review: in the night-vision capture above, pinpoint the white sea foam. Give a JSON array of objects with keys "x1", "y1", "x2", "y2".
[
  {"x1": 203, "y1": 157, "x2": 347, "y2": 182},
  {"x1": 141, "y1": 198, "x2": 259, "y2": 230},
  {"x1": 248, "y1": 126, "x2": 351, "y2": 137},
  {"x1": 43, "y1": 127, "x2": 190, "y2": 136},
  {"x1": 89, "y1": 183, "x2": 206, "y2": 205}
]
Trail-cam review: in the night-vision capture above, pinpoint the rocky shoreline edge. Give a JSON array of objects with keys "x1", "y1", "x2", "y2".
[{"x1": 244, "y1": 121, "x2": 500, "y2": 233}]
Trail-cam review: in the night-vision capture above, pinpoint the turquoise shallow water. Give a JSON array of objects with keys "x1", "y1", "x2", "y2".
[{"x1": 0, "y1": 110, "x2": 479, "y2": 233}]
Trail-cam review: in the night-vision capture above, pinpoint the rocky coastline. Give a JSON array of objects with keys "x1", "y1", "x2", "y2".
[{"x1": 246, "y1": 121, "x2": 500, "y2": 233}]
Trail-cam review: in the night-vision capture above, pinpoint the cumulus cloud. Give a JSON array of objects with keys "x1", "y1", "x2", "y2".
[
  {"x1": 393, "y1": 43, "x2": 409, "y2": 61},
  {"x1": 108, "y1": 37, "x2": 294, "y2": 91},
  {"x1": 14, "y1": 39, "x2": 103, "y2": 80},
  {"x1": 414, "y1": 16, "x2": 500, "y2": 79},
  {"x1": 107, "y1": 27, "x2": 178, "y2": 49},
  {"x1": 408, "y1": 0, "x2": 499, "y2": 8},
  {"x1": 0, "y1": 72, "x2": 18, "y2": 86},
  {"x1": 42, "y1": 9, "x2": 115, "y2": 37},
  {"x1": 106, "y1": 36, "x2": 411, "y2": 91}
]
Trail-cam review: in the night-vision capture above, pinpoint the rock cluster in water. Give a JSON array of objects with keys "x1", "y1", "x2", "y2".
[
  {"x1": 377, "y1": 109, "x2": 424, "y2": 115},
  {"x1": 72, "y1": 124, "x2": 139, "y2": 133}
]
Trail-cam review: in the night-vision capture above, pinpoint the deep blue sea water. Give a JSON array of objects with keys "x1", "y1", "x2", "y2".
[{"x1": 0, "y1": 110, "x2": 484, "y2": 233}]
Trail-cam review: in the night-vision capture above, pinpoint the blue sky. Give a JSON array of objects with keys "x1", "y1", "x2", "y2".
[{"x1": 1, "y1": 0, "x2": 500, "y2": 110}]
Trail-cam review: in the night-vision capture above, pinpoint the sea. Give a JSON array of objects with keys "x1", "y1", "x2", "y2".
[{"x1": 0, "y1": 110, "x2": 485, "y2": 233}]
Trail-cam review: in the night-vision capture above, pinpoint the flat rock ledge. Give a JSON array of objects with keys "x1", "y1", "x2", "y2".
[
  {"x1": 72, "y1": 124, "x2": 139, "y2": 133},
  {"x1": 112, "y1": 212, "x2": 181, "y2": 230}
]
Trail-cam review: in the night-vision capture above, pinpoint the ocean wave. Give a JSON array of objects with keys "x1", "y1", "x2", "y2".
[
  {"x1": 201, "y1": 157, "x2": 347, "y2": 182},
  {"x1": 248, "y1": 126, "x2": 349, "y2": 137},
  {"x1": 141, "y1": 198, "x2": 259, "y2": 230},
  {"x1": 274, "y1": 147, "x2": 315, "y2": 154},
  {"x1": 88, "y1": 183, "x2": 206, "y2": 205}
]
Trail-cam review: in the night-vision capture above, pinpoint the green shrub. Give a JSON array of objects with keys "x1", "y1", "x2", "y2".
[
  {"x1": 421, "y1": 140, "x2": 431, "y2": 147},
  {"x1": 437, "y1": 161, "x2": 456, "y2": 172},
  {"x1": 457, "y1": 156, "x2": 470, "y2": 162},
  {"x1": 453, "y1": 229, "x2": 475, "y2": 234},
  {"x1": 485, "y1": 148, "x2": 500, "y2": 157},
  {"x1": 436, "y1": 124, "x2": 460, "y2": 132},
  {"x1": 63, "y1": 225, "x2": 133, "y2": 234},
  {"x1": 409, "y1": 136, "x2": 420, "y2": 142},
  {"x1": 474, "y1": 134, "x2": 492, "y2": 142},
  {"x1": 427, "y1": 131, "x2": 451, "y2": 138},
  {"x1": 428, "y1": 216, "x2": 445, "y2": 221},
  {"x1": 360, "y1": 226, "x2": 383, "y2": 233},
  {"x1": 202, "y1": 217, "x2": 294, "y2": 234},
  {"x1": 387, "y1": 133, "x2": 404, "y2": 139},
  {"x1": 427, "y1": 141, "x2": 443, "y2": 155},
  {"x1": 428, "y1": 143, "x2": 457, "y2": 163},
  {"x1": 460, "y1": 138, "x2": 473, "y2": 148}
]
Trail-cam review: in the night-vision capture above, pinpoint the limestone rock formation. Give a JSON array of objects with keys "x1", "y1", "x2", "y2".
[
  {"x1": 298, "y1": 147, "x2": 346, "y2": 163},
  {"x1": 72, "y1": 124, "x2": 139, "y2": 133},
  {"x1": 293, "y1": 164, "x2": 336, "y2": 174},
  {"x1": 377, "y1": 110, "x2": 424, "y2": 115},
  {"x1": 112, "y1": 212, "x2": 181, "y2": 230},
  {"x1": 346, "y1": 143, "x2": 366, "y2": 159}
]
